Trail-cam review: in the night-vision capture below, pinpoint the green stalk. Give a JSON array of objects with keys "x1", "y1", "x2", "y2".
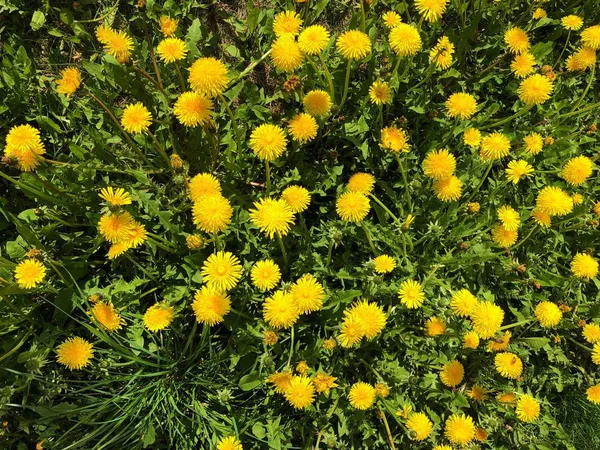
[
  {"x1": 394, "y1": 153, "x2": 412, "y2": 213},
  {"x1": 174, "y1": 62, "x2": 186, "y2": 91},
  {"x1": 277, "y1": 233, "x2": 288, "y2": 267},
  {"x1": 287, "y1": 325, "x2": 295, "y2": 366},
  {"x1": 553, "y1": 30, "x2": 571, "y2": 69},
  {"x1": 338, "y1": 60, "x2": 352, "y2": 111},
  {"x1": 360, "y1": 222, "x2": 377, "y2": 253},
  {"x1": 499, "y1": 318, "x2": 533, "y2": 331},
  {"x1": 229, "y1": 49, "x2": 272, "y2": 86},
  {"x1": 265, "y1": 160, "x2": 271, "y2": 195},
  {"x1": 217, "y1": 92, "x2": 242, "y2": 149},
  {"x1": 464, "y1": 161, "x2": 493, "y2": 204},
  {"x1": 380, "y1": 409, "x2": 397, "y2": 450},
  {"x1": 482, "y1": 104, "x2": 533, "y2": 129},
  {"x1": 359, "y1": 0, "x2": 366, "y2": 32},
  {"x1": 370, "y1": 194, "x2": 403, "y2": 226},
  {"x1": 146, "y1": 130, "x2": 172, "y2": 169},
  {"x1": 318, "y1": 52, "x2": 335, "y2": 99},
  {"x1": 554, "y1": 100, "x2": 600, "y2": 121},
  {"x1": 569, "y1": 63, "x2": 596, "y2": 113}
]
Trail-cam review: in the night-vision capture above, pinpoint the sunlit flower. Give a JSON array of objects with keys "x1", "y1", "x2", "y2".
[
  {"x1": 192, "y1": 285, "x2": 231, "y2": 326},
  {"x1": 532, "y1": 208, "x2": 551, "y2": 228},
  {"x1": 406, "y1": 412, "x2": 433, "y2": 441},
  {"x1": 56, "y1": 337, "x2": 94, "y2": 370},
  {"x1": 348, "y1": 172, "x2": 376, "y2": 195},
  {"x1": 288, "y1": 113, "x2": 318, "y2": 142},
  {"x1": 271, "y1": 35, "x2": 304, "y2": 72},
  {"x1": 480, "y1": 132, "x2": 511, "y2": 160},
  {"x1": 291, "y1": 274, "x2": 326, "y2": 314},
  {"x1": 336, "y1": 191, "x2": 370, "y2": 222},
  {"x1": 440, "y1": 360, "x2": 464, "y2": 387},
  {"x1": 571, "y1": 253, "x2": 598, "y2": 279},
  {"x1": 336, "y1": 30, "x2": 372, "y2": 60},
  {"x1": 348, "y1": 382, "x2": 376, "y2": 409},
  {"x1": 103, "y1": 29, "x2": 134, "y2": 63},
  {"x1": 156, "y1": 37, "x2": 187, "y2": 63},
  {"x1": 463, "y1": 331, "x2": 480, "y2": 349},
  {"x1": 189, "y1": 173, "x2": 221, "y2": 202},
  {"x1": 107, "y1": 242, "x2": 130, "y2": 259},
  {"x1": 298, "y1": 25, "x2": 330, "y2": 54},
  {"x1": 347, "y1": 300, "x2": 386, "y2": 339},
  {"x1": 423, "y1": 148, "x2": 456, "y2": 180},
  {"x1": 98, "y1": 212, "x2": 135, "y2": 243},
  {"x1": 174, "y1": 92, "x2": 213, "y2": 127},
  {"x1": 267, "y1": 371, "x2": 293, "y2": 393},
  {"x1": 471, "y1": 301, "x2": 504, "y2": 338},
  {"x1": 426, "y1": 317, "x2": 446, "y2": 336},
  {"x1": 381, "y1": 126, "x2": 410, "y2": 153},
  {"x1": 369, "y1": 80, "x2": 392, "y2": 105},
  {"x1": 495, "y1": 352, "x2": 523, "y2": 379},
  {"x1": 251, "y1": 260, "x2": 281, "y2": 291},
  {"x1": 382, "y1": 11, "x2": 402, "y2": 29},
  {"x1": 518, "y1": 74, "x2": 553, "y2": 106},
  {"x1": 532, "y1": 8, "x2": 546, "y2": 19},
  {"x1": 562, "y1": 155, "x2": 593, "y2": 186},
  {"x1": 561, "y1": 15, "x2": 583, "y2": 31},
  {"x1": 263, "y1": 290, "x2": 299, "y2": 329},
  {"x1": 56, "y1": 67, "x2": 82, "y2": 97},
  {"x1": 159, "y1": 16, "x2": 178, "y2": 36},
  {"x1": 535, "y1": 301, "x2": 562, "y2": 328},
  {"x1": 511, "y1": 52, "x2": 536, "y2": 78},
  {"x1": 303, "y1": 90, "x2": 332, "y2": 116},
  {"x1": 284, "y1": 376, "x2": 315, "y2": 409},
  {"x1": 516, "y1": 394, "x2": 540, "y2": 422},
  {"x1": 14, "y1": 259, "x2": 46, "y2": 289},
  {"x1": 99, "y1": 187, "x2": 132, "y2": 206},
  {"x1": 273, "y1": 10, "x2": 303, "y2": 37},
  {"x1": 250, "y1": 124, "x2": 288, "y2": 161},
  {"x1": 504, "y1": 27, "x2": 530, "y2": 54},
  {"x1": 389, "y1": 24, "x2": 422, "y2": 56},
  {"x1": 587, "y1": 385, "x2": 600, "y2": 404},
  {"x1": 398, "y1": 280, "x2": 425, "y2": 308},
  {"x1": 497, "y1": 205, "x2": 519, "y2": 231},
  {"x1": 188, "y1": 57, "x2": 229, "y2": 97},
  {"x1": 491, "y1": 223, "x2": 518, "y2": 247},
  {"x1": 121, "y1": 103, "x2": 151, "y2": 134},
  {"x1": 216, "y1": 436, "x2": 242, "y2": 450},
  {"x1": 445, "y1": 93, "x2": 478, "y2": 119},
  {"x1": 536, "y1": 186, "x2": 573, "y2": 216},
  {"x1": 415, "y1": 0, "x2": 449, "y2": 22},
  {"x1": 505, "y1": 160, "x2": 534, "y2": 184},
  {"x1": 450, "y1": 289, "x2": 477, "y2": 317},
  {"x1": 583, "y1": 323, "x2": 600, "y2": 344},
  {"x1": 463, "y1": 128, "x2": 481, "y2": 147},
  {"x1": 281, "y1": 185, "x2": 311, "y2": 212},
  {"x1": 433, "y1": 175, "x2": 462, "y2": 202},
  {"x1": 429, "y1": 36, "x2": 454, "y2": 69},
  {"x1": 91, "y1": 301, "x2": 124, "y2": 331},
  {"x1": 4, "y1": 124, "x2": 46, "y2": 171},
  {"x1": 373, "y1": 255, "x2": 396, "y2": 274},
  {"x1": 581, "y1": 25, "x2": 600, "y2": 50},
  {"x1": 445, "y1": 414, "x2": 475, "y2": 446},
  {"x1": 249, "y1": 197, "x2": 295, "y2": 238},
  {"x1": 201, "y1": 251, "x2": 242, "y2": 291}
]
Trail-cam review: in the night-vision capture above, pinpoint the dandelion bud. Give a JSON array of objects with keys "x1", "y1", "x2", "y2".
[
  {"x1": 558, "y1": 303, "x2": 572, "y2": 313},
  {"x1": 283, "y1": 74, "x2": 301, "y2": 92},
  {"x1": 25, "y1": 248, "x2": 42, "y2": 260},
  {"x1": 170, "y1": 153, "x2": 183, "y2": 170},
  {"x1": 331, "y1": 230, "x2": 343, "y2": 244},
  {"x1": 544, "y1": 136, "x2": 555, "y2": 146},
  {"x1": 517, "y1": 264, "x2": 526, "y2": 274},
  {"x1": 587, "y1": 124, "x2": 597, "y2": 134},
  {"x1": 186, "y1": 235, "x2": 204, "y2": 249},
  {"x1": 323, "y1": 337, "x2": 337, "y2": 350},
  {"x1": 532, "y1": 280, "x2": 541, "y2": 290},
  {"x1": 88, "y1": 294, "x2": 102, "y2": 303},
  {"x1": 467, "y1": 202, "x2": 481, "y2": 214},
  {"x1": 577, "y1": 319, "x2": 587, "y2": 328},
  {"x1": 1, "y1": 155, "x2": 17, "y2": 167},
  {"x1": 264, "y1": 330, "x2": 278, "y2": 345},
  {"x1": 459, "y1": 241, "x2": 470, "y2": 250},
  {"x1": 136, "y1": 0, "x2": 146, "y2": 7}
]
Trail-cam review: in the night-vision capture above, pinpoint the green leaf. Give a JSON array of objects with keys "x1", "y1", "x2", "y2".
[
  {"x1": 143, "y1": 423, "x2": 156, "y2": 447},
  {"x1": 238, "y1": 372, "x2": 262, "y2": 391},
  {"x1": 30, "y1": 10, "x2": 45, "y2": 31}
]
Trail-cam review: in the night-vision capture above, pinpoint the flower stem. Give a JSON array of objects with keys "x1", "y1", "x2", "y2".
[
  {"x1": 318, "y1": 52, "x2": 335, "y2": 99},
  {"x1": 141, "y1": 12, "x2": 163, "y2": 90},
  {"x1": 229, "y1": 49, "x2": 272, "y2": 87},
  {"x1": 360, "y1": 222, "x2": 377, "y2": 254},
  {"x1": 338, "y1": 60, "x2": 352, "y2": 111},
  {"x1": 513, "y1": 224, "x2": 538, "y2": 250},
  {"x1": 553, "y1": 30, "x2": 571, "y2": 69},
  {"x1": 265, "y1": 160, "x2": 271, "y2": 195},
  {"x1": 380, "y1": 409, "x2": 397, "y2": 450},
  {"x1": 394, "y1": 153, "x2": 412, "y2": 213},
  {"x1": 359, "y1": 0, "x2": 366, "y2": 32},
  {"x1": 217, "y1": 92, "x2": 241, "y2": 149},
  {"x1": 569, "y1": 63, "x2": 595, "y2": 113},
  {"x1": 146, "y1": 130, "x2": 172, "y2": 168},
  {"x1": 277, "y1": 233, "x2": 288, "y2": 268},
  {"x1": 370, "y1": 194, "x2": 402, "y2": 227},
  {"x1": 482, "y1": 104, "x2": 533, "y2": 129},
  {"x1": 287, "y1": 325, "x2": 294, "y2": 366},
  {"x1": 174, "y1": 62, "x2": 186, "y2": 92},
  {"x1": 464, "y1": 160, "x2": 493, "y2": 204},
  {"x1": 499, "y1": 318, "x2": 533, "y2": 331}
]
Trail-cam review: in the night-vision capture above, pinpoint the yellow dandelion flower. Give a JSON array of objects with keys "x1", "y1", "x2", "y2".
[
  {"x1": 429, "y1": 35, "x2": 454, "y2": 69},
  {"x1": 451, "y1": 289, "x2": 477, "y2": 317},
  {"x1": 373, "y1": 255, "x2": 396, "y2": 274},
  {"x1": 291, "y1": 274, "x2": 326, "y2": 314},
  {"x1": 488, "y1": 331, "x2": 512, "y2": 352},
  {"x1": 440, "y1": 360, "x2": 464, "y2": 387},
  {"x1": 143, "y1": 303, "x2": 175, "y2": 332},
  {"x1": 571, "y1": 253, "x2": 598, "y2": 279},
  {"x1": 572, "y1": 193, "x2": 584, "y2": 205},
  {"x1": 532, "y1": 208, "x2": 551, "y2": 228},
  {"x1": 433, "y1": 445, "x2": 453, "y2": 450},
  {"x1": 216, "y1": 436, "x2": 242, "y2": 450},
  {"x1": 251, "y1": 260, "x2": 281, "y2": 291},
  {"x1": 415, "y1": 0, "x2": 449, "y2": 22},
  {"x1": 250, "y1": 124, "x2": 288, "y2": 161},
  {"x1": 323, "y1": 337, "x2": 337, "y2": 350},
  {"x1": 445, "y1": 93, "x2": 478, "y2": 119},
  {"x1": 107, "y1": 242, "x2": 130, "y2": 259},
  {"x1": 518, "y1": 74, "x2": 553, "y2": 106},
  {"x1": 313, "y1": 372, "x2": 338, "y2": 394},
  {"x1": 369, "y1": 80, "x2": 392, "y2": 105},
  {"x1": 4, "y1": 124, "x2": 45, "y2": 172},
  {"x1": 532, "y1": 8, "x2": 546, "y2": 19},
  {"x1": 263, "y1": 290, "x2": 299, "y2": 329},
  {"x1": 336, "y1": 30, "x2": 372, "y2": 60},
  {"x1": 511, "y1": 52, "x2": 536, "y2": 78},
  {"x1": 491, "y1": 223, "x2": 518, "y2": 247},
  {"x1": 583, "y1": 323, "x2": 600, "y2": 344},
  {"x1": 103, "y1": 30, "x2": 134, "y2": 63},
  {"x1": 497, "y1": 391, "x2": 517, "y2": 404},
  {"x1": 561, "y1": 15, "x2": 583, "y2": 31},
  {"x1": 98, "y1": 212, "x2": 135, "y2": 243},
  {"x1": 91, "y1": 301, "x2": 124, "y2": 331},
  {"x1": 426, "y1": 317, "x2": 446, "y2": 336},
  {"x1": 498, "y1": 205, "x2": 520, "y2": 231},
  {"x1": 594, "y1": 201, "x2": 600, "y2": 217},
  {"x1": 173, "y1": 92, "x2": 213, "y2": 127},
  {"x1": 445, "y1": 413, "x2": 475, "y2": 446},
  {"x1": 284, "y1": 376, "x2": 315, "y2": 409},
  {"x1": 95, "y1": 23, "x2": 114, "y2": 44},
  {"x1": 468, "y1": 384, "x2": 487, "y2": 401},
  {"x1": 188, "y1": 57, "x2": 229, "y2": 97},
  {"x1": 192, "y1": 194, "x2": 233, "y2": 234},
  {"x1": 480, "y1": 132, "x2": 511, "y2": 160},
  {"x1": 382, "y1": 11, "x2": 402, "y2": 29},
  {"x1": 14, "y1": 259, "x2": 46, "y2": 289},
  {"x1": 339, "y1": 316, "x2": 364, "y2": 348},
  {"x1": 264, "y1": 330, "x2": 278, "y2": 345},
  {"x1": 336, "y1": 191, "x2": 370, "y2": 222},
  {"x1": 375, "y1": 383, "x2": 389, "y2": 398},
  {"x1": 281, "y1": 185, "x2": 311, "y2": 213},
  {"x1": 504, "y1": 27, "x2": 530, "y2": 54},
  {"x1": 406, "y1": 412, "x2": 433, "y2": 441},
  {"x1": 433, "y1": 175, "x2": 462, "y2": 202},
  {"x1": 192, "y1": 285, "x2": 231, "y2": 326},
  {"x1": 593, "y1": 343, "x2": 600, "y2": 365},
  {"x1": 273, "y1": 10, "x2": 302, "y2": 37},
  {"x1": 159, "y1": 16, "x2": 178, "y2": 36},
  {"x1": 562, "y1": 156, "x2": 593, "y2": 186},
  {"x1": 348, "y1": 382, "x2": 376, "y2": 410},
  {"x1": 398, "y1": 279, "x2": 425, "y2": 309},
  {"x1": 381, "y1": 126, "x2": 410, "y2": 153},
  {"x1": 99, "y1": 187, "x2": 132, "y2": 206},
  {"x1": 267, "y1": 371, "x2": 293, "y2": 393},
  {"x1": 587, "y1": 385, "x2": 600, "y2": 404},
  {"x1": 350, "y1": 300, "x2": 386, "y2": 339},
  {"x1": 573, "y1": 47, "x2": 597, "y2": 70},
  {"x1": 516, "y1": 394, "x2": 540, "y2": 422},
  {"x1": 463, "y1": 331, "x2": 480, "y2": 349},
  {"x1": 303, "y1": 90, "x2": 332, "y2": 116},
  {"x1": 495, "y1": 352, "x2": 523, "y2": 379},
  {"x1": 56, "y1": 337, "x2": 94, "y2": 370},
  {"x1": 389, "y1": 24, "x2": 421, "y2": 56},
  {"x1": 463, "y1": 128, "x2": 481, "y2": 147},
  {"x1": 582, "y1": 25, "x2": 600, "y2": 50},
  {"x1": 127, "y1": 224, "x2": 148, "y2": 247},
  {"x1": 298, "y1": 25, "x2": 330, "y2": 55},
  {"x1": 201, "y1": 251, "x2": 242, "y2": 291},
  {"x1": 271, "y1": 35, "x2": 304, "y2": 72},
  {"x1": 535, "y1": 301, "x2": 562, "y2": 328},
  {"x1": 471, "y1": 301, "x2": 504, "y2": 338},
  {"x1": 188, "y1": 173, "x2": 221, "y2": 202},
  {"x1": 121, "y1": 103, "x2": 151, "y2": 134},
  {"x1": 156, "y1": 37, "x2": 187, "y2": 63},
  {"x1": 423, "y1": 148, "x2": 456, "y2": 180},
  {"x1": 505, "y1": 159, "x2": 534, "y2": 184},
  {"x1": 56, "y1": 67, "x2": 82, "y2": 97},
  {"x1": 536, "y1": 186, "x2": 573, "y2": 216},
  {"x1": 249, "y1": 197, "x2": 295, "y2": 238},
  {"x1": 348, "y1": 172, "x2": 376, "y2": 195},
  {"x1": 288, "y1": 113, "x2": 317, "y2": 142}
]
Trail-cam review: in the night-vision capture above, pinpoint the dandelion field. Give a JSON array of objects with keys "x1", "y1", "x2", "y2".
[{"x1": 1, "y1": 0, "x2": 600, "y2": 448}]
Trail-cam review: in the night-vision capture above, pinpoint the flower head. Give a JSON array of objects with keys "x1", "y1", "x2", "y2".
[
  {"x1": 348, "y1": 382, "x2": 376, "y2": 409},
  {"x1": 56, "y1": 337, "x2": 94, "y2": 370},
  {"x1": 463, "y1": 331, "x2": 480, "y2": 349},
  {"x1": 582, "y1": 25, "x2": 600, "y2": 50},
  {"x1": 571, "y1": 253, "x2": 598, "y2": 279},
  {"x1": 348, "y1": 173, "x2": 376, "y2": 195},
  {"x1": 463, "y1": 128, "x2": 481, "y2": 147},
  {"x1": 281, "y1": 185, "x2": 311, "y2": 212},
  {"x1": 369, "y1": 80, "x2": 392, "y2": 105},
  {"x1": 445, "y1": 414, "x2": 475, "y2": 446},
  {"x1": 201, "y1": 251, "x2": 243, "y2": 291},
  {"x1": 216, "y1": 436, "x2": 242, "y2": 450},
  {"x1": 249, "y1": 197, "x2": 295, "y2": 238},
  {"x1": 468, "y1": 384, "x2": 487, "y2": 401},
  {"x1": 440, "y1": 360, "x2": 464, "y2": 387},
  {"x1": 267, "y1": 371, "x2": 293, "y2": 393},
  {"x1": 398, "y1": 280, "x2": 425, "y2": 309},
  {"x1": 348, "y1": 300, "x2": 386, "y2": 339},
  {"x1": 415, "y1": 0, "x2": 449, "y2": 22},
  {"x1": 498, "y1": 205, "x2": 520, "y2": 231},
  {"x1": 430, "y1": 35, "x2": 455, "y2": 69},
  {"x1": 511, "y1": 52, "x2": 536, "y2": 78},
  {"x1": 192, "y1": 285, "x2": 231, "y2": 326},
  {"x1": 91, "y1": 301, "x2": 124, "y2": 331},
  {"x1": 251, "y1": 260, "x2": 281, "y2": 291},
  {"x1": 518, "y1": 74, "x2": 553, "y2": 106},
  {"x1": 561, "y1": 15, "x2": 583, "y2": 31},
  {"x1": 98, "y1": 212, "x2": 135, "y2": 243},
  {"x1": 516, "y1": 394, "x2": 540, "y2": 422},
  {"x1": 336, "y1": 191, "x2": 370, "y2": 222},
  {"x1": 189, "y1": 173, "x2": 221, "y2": 202},
  {"x1": 271, "y1": 35, "x2": 304, "y2": 72},
  {"x1": 535, "y1": 301, "x2": 562, "y2": 328},
  {"x1": 373, "y1": 255, "x2": 396, "y2": 274},
  {"x1": 480, "y1": 132, "x2": 511, "y2": 160},
  {"x1": 504, "y1": 27, "x2": 530, "y2": 54},
  {"x1": 426, "y1": 317, "x2": 446, "y2": 336},
  {"x1": 250, "y1": 124, "x2": 288, "y2": 161},
  {"x1": 533, "y1": 8, "x2": 547, "y2": 19},
  {"x1": 450, "y1": 289, "x2": 477, "y2": 317},
  {"x1": 4, "y1": 124, "x2": 46, "y2": 171},
  {"x1": 339, "y1": 316, "x2": 364, "y2": 348},
  {"x1": 288, "y1": 113, "x2": 318, "y2": 142},
  {"x1": 495, "y1": 352, "x2": 523, "y2": 379},
  {"x1": 381, "y1": 126, "x2": 410, "y2": 153},
  {"x1": 99, "y1": 187, "x2": 132, "y2": 206},
  {"x1": 406, "y1": 412, "x2": 433, "y2": 441},
  {"x1": 14, "y1": 259, "x2": 46, "y2": 289},
  {"x1": 562, "y1": 156, "x2": 593, "y2": 185},
  {"x1": 103, "y1": 30, "x2": 134, "y2": 63},
  {"x1": 491, "y1": 223, "x2": 518, "y2": 247},
  {"x1": 423, "y1": 148, "x2": 456, "y2": 180},
  {"x1": 433, "y1": 175, "x2": 462, "y2": 202},
  {"x1": 56, "y1": 67, "x2": 82, "y2": 96},
  {"x1": 188, "y1": 57, "x2": 229, "y2": 97},
  {"x1": 583, "y1": 323, "x2": 600, "y2": 343},
  {"x1": 587, "y1": 385, "x2": 600, "y2": 404},
  {"x1": 273, "y1": 10, "x2": 302, "y2": 37},
  {"x1": 121, "y1": 103, "x2": 151, "y2": 134},
  {"x1": 445, "y1": 93, "x2": 478, "y2": 119},
  {"x1": 337, "y1": 30, "x2": 372, "y2": 60},
  {"x1": 383, "y1": 11, "x2": 402, "y2": 29},
  {"x1": 303, "y1": 90, "x2": 332, "y2": 116},
  {"x1": 263, "y1": 290, "x2": 299, "y2": 329},
  {"x1": 298, "y1": 25, "x2": 330, "y2": 54},
  {"x1": 156, "y1": 37, "x2": 187, "y2": 63},
  {"x1": 284, "y1": 375, "x2": 315, "y2": 409},
  {"x1": 536, "y1": 186, "x2": 573, "y2": 216},
  {"x1": 291, "y1": 274, "x2": 326, "y2": 314},
  {"x1": 389, "y1": 24, "x2": 422, "y2": 56},
  {"x1": 505, "y1": 160, "x2": 534, "y2": 184},
  {"x1": 159, "y1": 16, "x2": 178, "y2": 35},
  {"x1": 471, "y1": 301, "x2": 504, "y2": 338},
  {"x1": 174, "y1": 92, "x2": 213, "y2": 127},
  {"x1": 143, "y1": 303, "x2": 175, "y2": 332}
]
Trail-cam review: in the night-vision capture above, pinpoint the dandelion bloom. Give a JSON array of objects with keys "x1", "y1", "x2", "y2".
[
  {"x1": 463, "y1": 331, "x2": 480, "y2": 349},
  {"x1": 440, "y1": 360, "x2": 464, "y2": 387},
  {"x1": 336, "y1": 191, "x2": 370, "y2": 222},
  {"x1": 562, "y1": 156, "x2": 593, "y2": 186},
  {"x1": 480, "y1": 132, "x2": 511, "y2": 160},
  {"x1": 284, "y1": 375, "x2": 315, "y2": 409},
  {"x1": 95, "y1": 24, "x2": 114, "y2": 44},
  {"x1": 398, "y1": 280, "x2": 425, "y2": 309},
  {"x1": 471, "y1": 301, "x2": 504, "y2": 338},
  {"x1": 303, "y1": 90, "x2": 332, "y2": 116},
  {"x1": 281, "y1": 185, "x2": 311, "y2": 212},
  {"x1": 495, "y1": 352, "x2": 523, "y2": 379},
  {"x1": 174, "y1": 92, "x2": 213, "y2": 127},
  {"x1": 56, "y1": 67, "x2": 81, "y2": 96},
  {"x1": 430, "y1": 36, "x2": 454, "y2": 69},
  {"x1": 511, "y1": 52, "x2": 536, "y2": 78},
  {"x1": 348, "y1": 173, "x2": 376, "y2": 195},
  {"x1": 587, "y1": 385, "x2": 600, "y2": 404},
  {"x1": 422, "y1": 148, "x2": 456, "y2": 180},
  {"x1": 14, "y1": 259, "x2": 46, "y2": 289},
  {"x1": 188, "y1": 57, "x2": 229, "y2": 97},
  {"x1": 267, "y1": 371, "x2": 293, "y2": 393},
  {"x1": 288, "y1": 113, "x2": 318, "y2": 142},
  {"x1": 593, "y1": 343, "x2": 600, "y2": 365},
  {"x1": 350, "y1": 300, "x2": 386, "y2": 339},
  {"x1": 505, "y1": 160, "x2": 534, "y2": 184},
  {"x1": 583, "y1": 323, "x2": 600, "y2": 343},
  {"x1": 445, "y1": 93, "x2": 478, "y2": 119},
  {"x1": 103, "y1": 29, "x2": 134, "y2": 63},
  {"x1": 251, "y1": 260, "x2": 281, "y2": 291},
  {"x1": 536, "y1": 186, "x2": 573, "y2": 216},
  {"x1": 91, "y1": 301, "x2": 124, "y2": 331},
  {"x1": 3, "y1": 124, "x2": 46, "y2": 172},
  {"x1": 107, "y1": 242, "x2": 130, "y2": 259},
  {"x1": 516, "y1": 394, "x2": 540, "y2": 422},
  {"x1": 445, "y1": 414, "x2": 475, "y2": 446},
  {"x1": 535, "y1": 301, "x2": 562, "y2": 328},
  {"x1": 433, "y1": 446, "x2": 453, "y2": 450},
  {"x1": 382, "y1": 11, "x2": 402, "y2": 29},
  {"x1": 532, "y1": 8, "x2": 546, "y2": 19},
  {"x1": 159, "y1": 16, "x2": 178, "y2": 35},
  {"x1": 201, "y1": 251, "x2": 243, "y2": 291},
  {"x1": 463, "y1": 128, "x2": 481, "y2": 147},
  {"x1": 339, "y1": 316, "x2": 364, "y2": 348},
  {"x1": 561, "y1": 15, "x2": 583, "y2": 31},
  {"x1": 120, "y1": 222, "x2": 146, "y2": 249},
  {"x1": 264, "y1": 330, "x2": 278, "y2": 345},
  {"x1": 406, "y1": 412, "x2": 433, "y2": 441},
  {"x1": 415, "y1": 0, "x2": 449, "y2": 22},
  {"x1": 581, "y1": 25, "x2": 600, "y2": 50},
  {"x1": 381, "y1": 126, "x2": 410, "y2": 152},
  {"x1": 336, "y1": 30, "x2": 372, "y2": 60},
  {"x1": 373, "y1": 255, "x2": 396, "y2": 274},
  {"x1": 143, "y1": 303, "x2": 175, "y2": 332},
  {"x1": 450, "y1": 289, "x2": 477, "y2": 317},
  {"x1": 491, "y1": 224, "x2": 518, "y2": 248},
  {"x1": 249, "y1": 197, "x2": 295, "y2": 238},
  {"x1": 271, "y1": 35, "x2": 304, "y2": 72},
  {"x1": 186, "y1": 235, "x2": 204, "y2": 249},
  {"x1": 216, "y1": 436, "x2": 242, "y2": 450},
  {"x1": 433, "y1": 175, "x2": 462, "y2": 202},
  {"x1": 189, "y1": 173, "x2": 221, "y2": 202},
  {"x1": 571, "y1": 253, "x2": 598, "y2": 279},
  {"x1": 571, "y1": 47, "x2": 597, "y2": 70},
  {"x1": 291, "y1": 274, "x2": 326, "y2": 314},
  {"x1": 518, "y1": 74, "x2": 553, "y2": 106},
  {"x1": 192, "y1": 195, "x2": 233, "y2": 233},
  {"x1": 121, "y1": 103, "x2": 151, "y2": 134},
  {"x1": 504, "y1": 27, "x2": 530, "y2": 54},
  {"x1": 348, "y1": 382, "x2": 376, "y2": 410},
  {"x1": 389, "y1": 24, "x2": 421, "y2": 56},
  {"x1": 298, "y1": 25, "x2": 330, "y2": 55},
  {"x1": 468, "y1": 385, "x2": 487, "y2": 402},
  {"x1": 531, "y1": 208, "x2": 551, "y2": 228},
  {"x1": 374, "y1": 383, "x2": 389, "y2": 398},
  {"x1": 56, "y1": 337, "x2": 94, "y2": 370},
  {"x1": 156, "y1": 37, "x2": 187, "y2": 63},
  {"x1": 426, "y1": 317, "x2": 446, "y2": 336},
  {"x1": 192, "y1": 285, "x2": 231, "y2": 326},
  {"x1": 497, "y1": 205, "x2": 519, "y2": 231},
  {"x1": 263, "y1": 290, "x2": 299, "y2": 329},
  {"x1": 273, "y1": 10, "x2": 302, "y2": 37},
  {"x1": 98, "y1": 212, "x2": 135, "y2": 243},
  {"x1": 369, "y1": 80, "x2": 392, "y2": 105},
  {"x1": 99, "y1": 187, "x2": 132, "y2": 206},
  {"x1": 249, "y1": 124, "x2": 288, "y2": 161}
]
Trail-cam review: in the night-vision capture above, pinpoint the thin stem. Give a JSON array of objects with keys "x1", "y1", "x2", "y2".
[
  {"x1": 146, "y1": 130, "x2": 172, "y2": 168},
  {"x1": 287, "y1": 325, "x2": 294, "y2": 367},
  {"x1": 277, "y1": 233, "x2": 288, "y2": 268},
  {"x1": 229, "y1": 49, "x2": 272, "y2": 86},
  {"x1": 417, "y1": 15, "x2": 424, "y2": 32},
  {"x1": 338, "y1": 60, "x2": 352, "y2": 111},
  {"x1": 568, "y1": 336, "x2": 592, "y2": 352},
  {"x1": 499, "y1": 318, "x2": 533, "y2": 331},
  {"x1": 217, "y1": 92, "x2": 241, "y2": 149},
  {"x1": 380, "y1": 409, "x2": 397, "y2": 450},
  {"x1": 265, "y1": 160, "x2": 271, "y2": 195},
  {"x1": 555, "y1": 100, "x2": 600, "y2": 121},
  {"x1": 464, "y1": 161, "x2": 493, "y2": 204},
  {"x1": 326, "y1": 240, "x2": 333, "y2": 268},
  {"x1": 318, "y1": 52, "x2": 335, "y2": 99},
  {"x1": 359, "y1": 0, "x2": 366, "y2": 32},
  {"x1": 482, "y1": 104, "x2": 533, "y2": 129},
  {"x1": 142, "y1": 12, "x2": 163, "y2": 90},
  {"x1": 377, "y1": 104, "x2": 383, "y2": 131},
  {"x1": 213, "y1": 233, "x2": 220, "y2": 252},
  {"x1": 174, "y1": 62, "x2": 186, "y2": 92},
  {"x1": 360, "y1": 222, "x2": 377, "y2": 254},
  {"x1": 370, "y1": 194, "x2": 402, "y2": 226},
  {"x1": 513, "y1": 224, "x2": 538, "y2": 250},
  {"x1": 553, "y1": 30, "x2": 571, "y2": 69},
  {"x1": 569, "y1": 63, "x2": 596, "y2": 113},
  {"x1": 394, "y1": 153, "x2": 412, "y2": 213}
]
